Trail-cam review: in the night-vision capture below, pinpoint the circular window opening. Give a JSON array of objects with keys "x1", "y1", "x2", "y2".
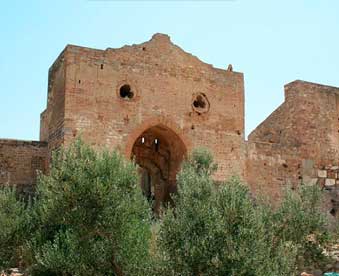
[
  {"x1": 193, "y1": 95, "x2": 206, "y2": 109},
  {"x1": 192, "y1": 93, "x2": 209, "y2": 114},
  {"x1": 119, "y1": 84, "x2": 134, "y2": 99}
]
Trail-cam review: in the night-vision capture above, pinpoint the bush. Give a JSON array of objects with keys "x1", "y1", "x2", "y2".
[
  {"x1": 0, "y1": 186, "x2": 28, "y2": 270},
  {"x1": 155, "y1": 148, "x2": 332, "y2": 275},
  {"x1": 270, "y1": 185, "x2": 331, "y2": 270},
  {"x1": 0, "y1": 139, "x2": 153, "y2": 276},
  {"x1": 0, "y1": 144, "x2": 335, "y2": 275}
]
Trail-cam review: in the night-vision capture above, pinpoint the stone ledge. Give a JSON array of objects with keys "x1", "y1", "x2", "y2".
[{"x1": 0, "y1": 139, "x2": 48, "y2": 148}]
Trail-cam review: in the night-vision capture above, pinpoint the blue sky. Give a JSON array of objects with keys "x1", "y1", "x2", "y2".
[{"x1": 1, "y1": 0, "x2": 338, "y2": 140}]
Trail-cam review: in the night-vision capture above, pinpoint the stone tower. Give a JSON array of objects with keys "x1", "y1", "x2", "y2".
[{"x1": 39, "y1": 33, "x2": 245, "y2": 209}]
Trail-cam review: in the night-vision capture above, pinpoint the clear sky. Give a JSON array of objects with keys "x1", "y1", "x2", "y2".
[{"x1": 1, "y1": 0, "x2": 338, "y2": 140}]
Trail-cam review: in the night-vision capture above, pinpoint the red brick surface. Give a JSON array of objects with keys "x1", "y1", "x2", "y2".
[
  {"x1": 48, "y1": 33, "x2": 245, "y2": 182},
  {"x1": 246, "y1": 81, "x2": 339, "y2": 216},
  {"x1": 0, "y1": 139, "x2": 47, "y2": 193}
]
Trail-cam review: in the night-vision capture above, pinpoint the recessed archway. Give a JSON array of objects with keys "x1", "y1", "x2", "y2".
[{"x1": 130, "y1": 124, "x2": 187, "y2": 214}]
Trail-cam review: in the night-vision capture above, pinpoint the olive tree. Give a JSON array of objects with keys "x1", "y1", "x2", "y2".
[
  {"x1": 0, "y1": 144, "x2": 334, "y2": 275},
  {"x1": 0, "y1": 139, "x2": 153, "y2": 276},
  {"x1": 155, "y1": 148, "x2": 331, "y2": 276}
]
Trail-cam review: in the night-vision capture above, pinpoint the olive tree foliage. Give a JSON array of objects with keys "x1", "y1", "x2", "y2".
[
  {"x1": 155, "y1": 148, "x2": 332, "y2": 276},
  {"x1": 268, "y1": 184, "x2": 332, "y2": 271},
  {"x1": 0, "y1": 139, "x2": 153, "y2": 276},
  {"x1": 0, "y1": 144, "x2": 334, "y2": 275},
  {"x1": 0, "y1": 186, "x2": 28, "y2": 270}
]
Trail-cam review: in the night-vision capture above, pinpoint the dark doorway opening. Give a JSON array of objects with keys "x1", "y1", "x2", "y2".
[{"x1": 131, "y1": 125, "x2": 186, "y2": 215}]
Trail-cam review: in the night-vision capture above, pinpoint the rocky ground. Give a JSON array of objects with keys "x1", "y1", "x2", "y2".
[
  {"x1": 0, "y1": 268, "x2": 23, "y2": 276},
  {"x1": 303, "y1": 243, "x2": 339, "y2": 276}
]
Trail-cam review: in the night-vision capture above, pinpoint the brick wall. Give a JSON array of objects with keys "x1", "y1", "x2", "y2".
[
  {"x1": 40, "y1": 49, "x2": 67, "y2": 152},
  {"x1": 0, "y1": 140, "x2": 47, "y2": 193},
  {"x1": 246, "y1": 81, "x2": 339, "y2": 214},
  {"x1": 52, "y1": 33, "x2": 246, "y2": 181}
]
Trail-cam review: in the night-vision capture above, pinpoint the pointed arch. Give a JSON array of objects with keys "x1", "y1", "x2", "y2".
[
  {"x1": 125, "y1": 116, "x2": 190, "y2": 214},
  {"x1": 124, "y1": 116, "x2": 191, "y2": 159}
]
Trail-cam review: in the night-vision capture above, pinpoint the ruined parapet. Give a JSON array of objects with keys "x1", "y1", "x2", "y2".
[
  {"x1": 0, "y1": 139, "x2": 47, "y2": 193},
  {"x1": 246, "y1": 80, "x2": 339, "y2": 203}
]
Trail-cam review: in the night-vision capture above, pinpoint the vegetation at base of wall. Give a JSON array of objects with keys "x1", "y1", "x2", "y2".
[
  {"x1": 0, "y1": 140, "x2": 336, "y2": 275},
  {"x1": 0, "y1": 186, "x2": 28, "y2": 270},
  {"x1": 155, "y1": 148, "x2": 332, "y2": 275},
  {"x1": 0, "y1": 139, "x2": 153, "y2": 276}
]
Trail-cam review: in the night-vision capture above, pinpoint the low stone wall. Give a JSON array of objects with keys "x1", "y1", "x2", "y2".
[{"x1": 0, "y1": 139, "x2": 48, "y2": 193}]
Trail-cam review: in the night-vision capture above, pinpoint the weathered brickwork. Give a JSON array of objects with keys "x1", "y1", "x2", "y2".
[
  {"x1": 40, "y1": 50, "x2": 67, "y2": 152},
  {"x1": 57, "y1": 34, "x2": 245, "y2": 210},
  {"x1": 246, "y1": 81, "x2": 339, "y2": 217},
  {"x1": 0, "y1": 34, "x2": 338, "y2": 215},
  {"x1": 0, "y1": 140, "x2": 47, "y2": 193},
  {"x1": 56, "y1": 34, "x2": 245, "y2": 182}
]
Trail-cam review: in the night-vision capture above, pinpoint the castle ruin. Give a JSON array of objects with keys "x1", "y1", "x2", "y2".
[{"x1": 0, "y1": 34, "x2": 338, "y2": 216}]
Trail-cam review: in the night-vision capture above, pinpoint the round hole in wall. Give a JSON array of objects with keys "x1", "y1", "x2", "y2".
[
  {"x1": 330, "y1": 208, "x2": 336, "y2": 216},
  {"x1": 119, "y1": 84, "x2": 134, "y2": 99},
  {"x1": 192, "y1": 93, "x2": 210, "y2": 114},
  {"x1": 193, "y1": 95, "x2": 206, "y2": 109}
]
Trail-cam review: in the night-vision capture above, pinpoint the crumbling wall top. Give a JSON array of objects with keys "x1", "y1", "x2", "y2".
[
  {"x1": 0, "y1": 139, "x2": 48, "y2": 148},
  {"x1": 284, "y1": 80, "x2": 339, "y2": 100}
]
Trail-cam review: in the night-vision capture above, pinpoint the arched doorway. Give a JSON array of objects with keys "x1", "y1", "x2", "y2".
[{"x1": 131, "y1": 124, "x2": 187, "y2": 214}]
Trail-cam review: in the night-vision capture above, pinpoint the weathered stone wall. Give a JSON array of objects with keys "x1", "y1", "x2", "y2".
[
  {"x1": 246, "y1": 81, "x2": 339, "y2": 213},
  {"x1": 0, "y1": 140, "x2": 47, "y2": 193},
  {"x1": 249, "y1": 81, "x2": 339, "y2": 160},
  {"x1": 40, "y1": 49, "x2": 67, "y2": 152},
  {"x1": 245, "y1": 141, "x2": 299, "y2": 199},
  {"x1": 315, "y1": 165, "x2": 339, "y2": 218},
  {"x1": 55, "y1": 33, "x2": 245, "y2": 181}
]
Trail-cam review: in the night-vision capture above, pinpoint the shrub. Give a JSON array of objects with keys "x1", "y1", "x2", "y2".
[
  {"x1": 0, "y1": 139, "x2": 153, "y2": 276},
  {"x1": 0, "y1": 145, "x2": 335, "y2": 275},
  {"x1": 155, "y1": 148, "x2": 331, "y2": 275},
  {"x1": 0, "y1": 186, "x2": 28, "y2": 271},
  {"x1": 268, "y1": 185, "x2": 332, "y2": 271}
]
